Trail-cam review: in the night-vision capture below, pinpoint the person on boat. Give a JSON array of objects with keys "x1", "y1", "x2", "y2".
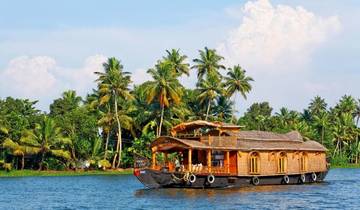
[{"x1": 175, "y1": 158, "x2": 180, "y2": 172}]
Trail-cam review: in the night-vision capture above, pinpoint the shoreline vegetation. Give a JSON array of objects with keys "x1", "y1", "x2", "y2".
[
  {"x1": 1, "y1": 47, "x2": 359, "y2": 173},
  {"x1": 0, "y1": 169, "x2": 133, "y2": 177}
]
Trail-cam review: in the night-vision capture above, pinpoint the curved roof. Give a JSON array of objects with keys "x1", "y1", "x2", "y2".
[
  {"x1": 170, "y1": 120, "x2": 242, "y2": 136},
  {"x1": 152, "y1": 131, "x2": 326, "y2": 152}
]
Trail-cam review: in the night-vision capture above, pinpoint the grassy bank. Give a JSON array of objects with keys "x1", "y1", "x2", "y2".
[
  {"x1": 330, "y1": 164, "x2": 360, "y2": 169},
  {"x1": 0, "y1": 169, "x2": 133, "y2": 177}
]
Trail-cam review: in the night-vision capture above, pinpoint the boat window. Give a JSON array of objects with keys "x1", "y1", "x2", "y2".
[
  {"x1": 211, "y1": 151, "x2": 224, "y2": 167},
  {"x1": 249, "y1": 152, "x2": 260, "y2": 174},
  {"x1": 277, "y1": 152, "x2": 287, "y2": 173},
  {"x1": 300, "y1": 152, "x2": 307, "y2": 172}
]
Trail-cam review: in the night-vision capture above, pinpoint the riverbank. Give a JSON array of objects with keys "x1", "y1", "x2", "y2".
[
  {"x1": 0, "y1": 169, "x2": 133, "y2": 177},
  {"x1": 330, "y1": 164, "x2": 360, "y2": 169}
]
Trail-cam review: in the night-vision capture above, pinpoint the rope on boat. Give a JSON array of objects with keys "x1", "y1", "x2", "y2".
[{"x1": 171, "y1": 172, "x2": 190, "y2": 182}]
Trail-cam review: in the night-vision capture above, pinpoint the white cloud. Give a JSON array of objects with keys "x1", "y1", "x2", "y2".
[
  {"x1": 1, "y1": 56, "x2": 57, "y2": 97},
  {"x1": 218, "y1": 0, "x2": 341, "y2": 72},
  {"x1": 57, "y1": 54, "x2": 107, "y2": 94},
  {"x1": 217, "y1": 0, "x2": 344, "y2": 114},
  {"x1": 0, "y1": 55, "x2": 107, "y2": 110}
]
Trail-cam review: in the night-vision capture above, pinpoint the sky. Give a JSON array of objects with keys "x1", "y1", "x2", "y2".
[{"x1": 0, "y1": 0, "x2": 359, "y2": 114}]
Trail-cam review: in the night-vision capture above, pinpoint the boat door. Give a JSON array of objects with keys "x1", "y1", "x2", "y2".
[{"x1": 229, "y1": 151, "x2": 237, "y2": 174}]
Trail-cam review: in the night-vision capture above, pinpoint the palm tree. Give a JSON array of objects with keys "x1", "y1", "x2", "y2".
[
  {"x1": 3, "y1": 138, "x2": 41, "y2": 170},
  {"x1": 313, "y1": 112, "x2": 329, "y2": 144},
  {"x1": 197, "y1": 74, "x2": 223, "y2": 120},
  {"x1": 163, "y1": 49, "x2": 190, "y2": 76},
  {"x1": 275, "y1": 108, "x2": 299, "y2": 129},
  {"x1": 20, "y1": 116, "x2": 71, "y2": 170},
  {"x1": 192, "y1": 47, "x2": 225, "y2": 80},
  {"x1": 213, "y1": 95, "x2": 233, "y2": 122},
  {"x1": 224, "y1": 65, "x2": 254, "y2": 121},
  {"x1": 95, "y1": 57, "x2": 134, "y2": 168},
  {"x1": 62, "y1": 90, "x2": 82, "y2": 106},
  {"x1": 334, "y1": 95, "x2": 357, "y2": 115},
  {"x1": 308, "y1": 96, "x2": 327, "y2": 116},
  {"x1": 332, "y1": 113, "x2": 357, "y2": 157},
  {"x1": 354, "y1": 99, "x2": 360, "y2": 163},
  {"x1": 97, "y1": 107, "x2": 113, "y2": 160},
  {"x1": 144, "y1": 61, "x2": 183, "y2": 137}
]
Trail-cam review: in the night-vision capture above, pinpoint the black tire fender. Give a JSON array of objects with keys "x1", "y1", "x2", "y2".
[
  {"x1": 252, "y1": 176, "x2": 260, "y2": 186},
  {"x1": 207, "y1": 174, "x2": 215, "y2": 184},
  {"x1": 189, "y1": 174, "x2": 196, "y2": 183},
  {"x1": 299, "y1": 174, "x2": 306, "y2": 184},
  {"x1": 311, "y1": 172, "x2": 317, "y2": 182},
  {"x1": 283, "y1": 175, "x2": 290, "y2": 184}
]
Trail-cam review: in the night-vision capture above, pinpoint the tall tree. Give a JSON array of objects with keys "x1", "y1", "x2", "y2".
[
  {"x1": 197, "y1": 74, "x2": 223, "y2": 120},
  {"x1": 313, "y1": 112, "x2": 329, "y2": 144},
  {"x1": 224, "y1": 65, "x2": 254, "y2": 121},
  {"x1": 192, "y1": 47, "x2": 225, "y2": 80},
  {"x1": 95, "y1": 57, "x2": 134, "y2": 168},
  {"x1": 163, "y1": 49, "x2": 190, "y2": 76},
  {"x1": 213, "y1": 95, "x2": 233, "y2": 122},
  {"x1": 308, "y1": 96, "x2": 327, "y2": 116},
  {"x1": 144, "y1": 61, "x2": 182, "y2": 137},
  {"x1": 20, "y1": 116, "x2": 71, "y2": 170}
]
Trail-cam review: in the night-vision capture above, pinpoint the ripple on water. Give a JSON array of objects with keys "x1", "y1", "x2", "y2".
[{"x1": 0, "y1": 169, "x2": 359, "y2": 209}]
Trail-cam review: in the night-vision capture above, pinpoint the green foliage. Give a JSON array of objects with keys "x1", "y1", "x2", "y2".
[
  {"x1": 128, "y1": 132, "x2": 156, "y2": 159},
  {"x1": 1, "y1": 49, "x2": 359, "y2": 172}
]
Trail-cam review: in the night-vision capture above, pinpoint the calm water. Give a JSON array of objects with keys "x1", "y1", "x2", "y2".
[{"x1": 0, "y1": 169, "x2": 359, "y2": 210}]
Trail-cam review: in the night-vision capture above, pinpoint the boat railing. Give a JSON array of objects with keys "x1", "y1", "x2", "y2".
[{"x1": 152, "y1": 163, "x2": 230, "y2": 175}]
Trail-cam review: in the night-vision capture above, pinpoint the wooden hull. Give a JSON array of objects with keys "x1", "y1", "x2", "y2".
[{"x1": 134, "y1": 169, "x2": 328, "y2": 189}]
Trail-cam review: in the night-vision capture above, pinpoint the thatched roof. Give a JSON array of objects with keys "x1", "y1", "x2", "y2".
[
  {"x1": 170, "y1": 120, "x2": 242, "y2": 136},
  {"x1": 152, "y1": 130, "x2": 326, "y2": 152},
  {"x1": 225, "y1": 130, "x2": 303, "y2": 142}
]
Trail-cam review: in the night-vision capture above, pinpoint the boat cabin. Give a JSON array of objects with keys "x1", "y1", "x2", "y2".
[{"x1": 150, "y1": 120, "x2": 327, "y2": 176}]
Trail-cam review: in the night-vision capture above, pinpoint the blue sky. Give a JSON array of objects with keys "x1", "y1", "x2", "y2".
[{"x1": 0, "y1": 0, "x2": 359, "y2": 114}]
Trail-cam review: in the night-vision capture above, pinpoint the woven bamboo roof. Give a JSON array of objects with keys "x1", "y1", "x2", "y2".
[
  {"x1": 151, "y1": 131, "x2": 326, "y2": 152},
  {"x1": 170, "y1": 120, "x2": 242, "y2": 136}
]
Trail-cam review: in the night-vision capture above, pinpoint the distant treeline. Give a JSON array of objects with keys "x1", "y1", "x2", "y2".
[{"x1": 0, "y1": 47, "x2": 359, "y2": 171}]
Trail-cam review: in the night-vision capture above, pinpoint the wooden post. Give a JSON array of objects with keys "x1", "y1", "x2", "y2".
[
  {"x1": 207, "y1": 150, "x2": 212, "y2": 173},
  {"x1": 226, "y1": 151, "x2": 230, "y2": 173},
  {"x1": 152, "y1": 152, "x2": 156, "y2": 169},
  {"x1": 164, "y1": 152, "x2": 168, "y2": 164},
  {"x1": 188, "y1": 149, "x2": 192, "y2": 172}
]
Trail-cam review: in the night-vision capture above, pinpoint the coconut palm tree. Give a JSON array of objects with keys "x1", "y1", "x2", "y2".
[
  {"x1": 213, "y1": 95, "x2": 233, "y2": 122},
  {"x1": 192, "y1": 47, "x2": 225, "y2": 80},
  {"x1": 224, "y1": 65, "x2": 254, "y2": 121},
  {"x1": 308, "y1": 96, "x2": 327, "y2": 116},
  {"x1": 163, "y1": 49, "x2": 190, "y2": 76},
  {"x1": 197, "y1": 74, "x2": 223, "y2": 120},
  {"x1": 3, "y1": 138, "x2": 41, "y2": 170},
  {"x1": 20, "y1": 116, "x2": 71, "y2": 170},
  {"x1": 313, "y1": 112, "x2": 329, "y2": 144},
  {"x1": 95, "y1": 57, "x2": 134, "y2": 168},
  {"x1": 144, "y1": 61, "x2": 183, "y2": 137},
  {"x1": 332, "y1": 113, "x2": 357, "y2": 157},
  {"x1": 334, "y1": 95, "x2": 357, "y2": 115}
]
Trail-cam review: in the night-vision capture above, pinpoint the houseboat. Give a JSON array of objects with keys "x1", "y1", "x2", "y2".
[{"x1": 134, "y1": 120, "x2": 328, "y2": 188}]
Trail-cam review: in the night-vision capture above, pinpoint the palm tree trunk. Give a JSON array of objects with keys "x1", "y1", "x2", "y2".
[
  {"x1": 104, "y1": 131, "x2": 110, "y2": 160},
  {"x1": 112, "y1": 93, "x2": 122, "y2": 168},
  {"x1": 21, "y1": 154, "x2": 24, "y2": 170},
  {"x1": 158, "y1": 105, "x2": 165, "y2": 137},
  {"x1": 205, "y1": 100, "x2": 211, "y2": 121},
  {"x1": 356, "y1": 116, "x2": 359, "y2": 164},
  {"x1": 39, "y1": 150, "x2": 45, "y2": 171},
  {"x1": 321, "y1": 127, "x2": 325, "y2": 145},
  {"x1": 232, "y1": 93, "x2": 237, "y2": 123}
]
